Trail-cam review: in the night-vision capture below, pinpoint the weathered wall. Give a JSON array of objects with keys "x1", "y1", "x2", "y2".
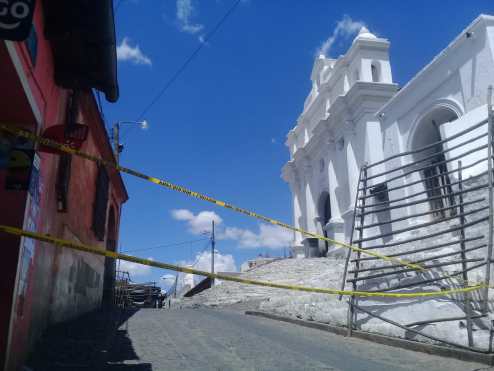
[{"x1": 1, "y1": 0, "x2": 127, "y2": 368}]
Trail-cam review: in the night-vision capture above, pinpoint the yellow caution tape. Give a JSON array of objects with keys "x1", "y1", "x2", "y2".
[
  {"x1": 0, "y1": 224, "x2": 485, "y2": 298},
  {"x1": 0, "y1": 123, "x2": 424, "y2": 272}
]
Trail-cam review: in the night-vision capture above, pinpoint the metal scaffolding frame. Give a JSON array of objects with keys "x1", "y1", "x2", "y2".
[{"x1": 341, "y1": 87, "x2": 494, "y2": 351}]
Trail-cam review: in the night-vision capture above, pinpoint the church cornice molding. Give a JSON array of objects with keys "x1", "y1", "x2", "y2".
[
  {"x1": 281, "y1": 160, "x2": 301, "y2": 186},
  {"x1": 345, "y1": 38, "x2": 390, "y2": 63},
  {"x1": 299, "y1": 90, "x2": 329, "y2": 127},
  {"x1": 328, "y1": 81, "x2": 398, "y2": 124},
  {"x1": 292, "y1": 148, "x2": 313, "y2": 176},
  {"x1": 377, "y1": 14, "x2": 493, "y2": 120}
]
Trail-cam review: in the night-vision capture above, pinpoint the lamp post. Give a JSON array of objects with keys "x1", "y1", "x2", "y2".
[{"x1": 112, "y1": 120, "x2": 148, "y2": 164}]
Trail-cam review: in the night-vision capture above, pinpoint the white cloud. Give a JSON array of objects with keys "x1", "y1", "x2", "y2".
[
  {"x1": 176, "y1": 0, "x2": 204, "y2": 35},
  {"x1": 160, "y1": 274, "x2": 177, "y2": 289},
  {"x1": 161, "y1": 273, "x2": 176, "y2": 282},
  {"x1": 171, "y1": 209, "x2": 222, "y2": 234},
  {"x1": 317, "y1": 15, "x2": 365, "y2": 56},
  {"x1": 171, "y1": 209, "x2": 293, "y2": 249},
  {"x1": 192, "y1": 250, "x2": 237, "y2": 273},
  {"x1": 118, "y1": 257, "x2": 154, "y2": 278},
  {"x1": 176, "y1": 250, "x2": 237, "y2": 291},
  {"x1": 221, "y1": 224, "x2": 292, "y2": 249},
  {"x1": 117, "y1": 37, "x2": 152, "y2": 65}
]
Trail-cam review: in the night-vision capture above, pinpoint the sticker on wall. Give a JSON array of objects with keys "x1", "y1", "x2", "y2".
[{"x1": 0, "y1": 0, "x2": 36, "y2": 41}]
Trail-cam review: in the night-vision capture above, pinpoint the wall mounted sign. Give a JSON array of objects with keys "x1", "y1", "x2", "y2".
[
  {"x1": 0, "y1": 0, "x2": 36, "y2": 41},
  {"x1": 38, "y1": 124, "x2": 89, "y2": 155}
]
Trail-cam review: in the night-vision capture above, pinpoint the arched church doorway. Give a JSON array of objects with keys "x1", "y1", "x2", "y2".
[
  {"x1": 102, "y1": 206, "x2": 117, "y2": 307},
  {"x1": 411, "y1": 106, "x2": 459, "y2": 219},
  {"x1": 317, "y1": 191, "x2": 331, "y2": 255}
]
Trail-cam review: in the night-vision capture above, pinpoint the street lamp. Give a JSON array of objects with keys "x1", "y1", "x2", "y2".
[{"x1": 112, "y1": 120, "x2": 148, "y2": 163}]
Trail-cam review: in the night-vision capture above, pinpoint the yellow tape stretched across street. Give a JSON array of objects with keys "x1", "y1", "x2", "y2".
[
  {"x1": 0, "y1": 123, "x2": 424, "y2": 272},
  {"x1": 0, "y1": 224, "x2": 486, "y2": 298}
]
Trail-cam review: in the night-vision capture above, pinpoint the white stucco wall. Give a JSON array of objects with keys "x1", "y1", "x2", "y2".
[
  {"x1": 283, "y1": 14, "x2": 494, "y2": 258},
  {"x1": 283, "y1": 27, "x2": 398, "y2": 257}
]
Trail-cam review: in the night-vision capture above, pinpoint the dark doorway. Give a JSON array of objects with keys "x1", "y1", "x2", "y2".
[
  {"x1": 318, "y1": 192, "x2": 331, "y2": 255},
  {"x1": 411, "y1": 107, "x2": 459, "y2": 220}
]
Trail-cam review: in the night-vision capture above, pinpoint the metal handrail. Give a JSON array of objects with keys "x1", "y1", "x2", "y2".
[
  {"x1": 358, "y1": 143, "x2": 488, "y2": 192},
  {"x1": 352, "y1": 303, "x2": 489, "y2": 353},
  {"x1": 364, "y1": 118, "x2": 488, "y2": 170},
  {"x1": 353, "y1": 236, "x2": 485, "y2": 262},
  {"x1": 354, "y1": 205, "x2": 488, "y2": 244},
  {"x1": 361, "y1": 216, "x2": 488, "y2": 250},
  {"x1": 349, "y1": 244, "x2": 486, "y2": 274},
  {"x1": 359, "y1": 156, "x2": 489, "y2": 200},
  {"x1": 359, "y1": 184, "x2": 488, "y2": 216},
  {"x1": 347, "y1": 258, "x2": 484, "y2": 283},
  {"x1": 366, "y1": 130, "x2": 487, "y2": 181},
  {"x1": 369, "y1": 261, "x2": 487, "y2": 292},
  {"x1": 343, "y1": 91, "x2": 493, "y2": 352},
  {"x1": 357, "y1": 197, "x2": 485, "y2": 230}
]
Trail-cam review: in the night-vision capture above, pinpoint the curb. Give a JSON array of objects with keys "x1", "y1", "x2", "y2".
[{"x1": 245, "y1": 310, "x2": 494, "y2": 366}]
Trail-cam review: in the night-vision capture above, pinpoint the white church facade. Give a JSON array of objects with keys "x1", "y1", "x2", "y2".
[{"x1": 282, "y1": 14, "x2": 494, "y2": 258}]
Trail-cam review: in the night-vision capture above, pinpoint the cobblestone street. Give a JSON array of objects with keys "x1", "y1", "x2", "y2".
[{"x1": 101, "y1": 308, "x2": 494, "y2": 371}]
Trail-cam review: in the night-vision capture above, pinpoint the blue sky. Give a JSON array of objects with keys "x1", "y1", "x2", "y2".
[{"x1": 102, "y1": 0, "x2": 494, "y2": 288}]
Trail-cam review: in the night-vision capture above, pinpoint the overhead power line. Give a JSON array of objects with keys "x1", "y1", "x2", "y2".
[
  {"x1": 121, "y1": 237, "x2": 209, "y2": 254},
  {"x1": 136, "y1": 0, "x2": 242, "y2": 121}
]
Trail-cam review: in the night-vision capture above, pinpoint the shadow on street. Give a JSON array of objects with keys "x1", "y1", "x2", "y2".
[{"x1": 27, "y1": 307, "x2": 152, "y2": 371}]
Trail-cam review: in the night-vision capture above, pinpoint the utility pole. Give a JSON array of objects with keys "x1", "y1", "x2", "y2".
[
  {"x1": 112, "y1": 122, "x2": 120, "y2": 164},
  {"x1": 211, "y1": 220, "x2": 215, "y2": 286},
  {"x1": 112, "y1": 120, "x2": 148, "y2": 165},
  {"x1": 173, "y1": 273, "x2": 178, "y2": 298}
]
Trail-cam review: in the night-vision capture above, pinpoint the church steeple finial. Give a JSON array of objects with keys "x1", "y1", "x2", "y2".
[{"x1": 354, "y1": 26, "x2": 377, "y2": 41}]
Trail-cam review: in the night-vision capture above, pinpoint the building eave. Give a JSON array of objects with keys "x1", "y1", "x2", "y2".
[{"x1": 377, "y1": 14, "x2": 494, "y2": 118}]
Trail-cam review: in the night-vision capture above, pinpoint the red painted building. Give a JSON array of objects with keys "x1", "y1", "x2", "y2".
[{"x1": 0, "y1": 1, "x2": 127, "y2": 369}]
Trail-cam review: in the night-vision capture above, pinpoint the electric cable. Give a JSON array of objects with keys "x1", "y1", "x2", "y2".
[
  {"x1": 135, "y1": 0, "x2": 242, "y2": 121},
  {"x1": 121, "y1": 237, "x2": 209, "y2": 253}
]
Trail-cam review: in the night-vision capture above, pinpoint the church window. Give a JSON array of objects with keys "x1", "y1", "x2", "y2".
[{"x1": 371, "y1": 62, "x2": 380, "y2": 82}]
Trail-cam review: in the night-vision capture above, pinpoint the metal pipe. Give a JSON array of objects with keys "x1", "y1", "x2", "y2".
[
  {"x1": 365, "y1": 174, "x2": 475, "y2": 208},
  {"x1": 366, "y1": 131, "x2": 488, "y2": 181},
  {"x1": 360, "y1": 156, "x2": 489, "y2": 199},
  {"x1": 364, "y1": 118, "x2": 488, "y2": 170},
  {"x1": 359, "y1": 144, "x2": 488, "y2": 193},
  {"x1": 347, "y1": 165, "x2": 368, "y2": 336},
  {"x1": 361, "y1": 216, "x2": 488, "y2": 250},
  {"x1": 359, "y1": 183, "x2": 488, "y2": 214},
  {"x1": 347, "y1": 258, "x2": 483, "y2": 283},
  {"x1": 354, "y1": 205, "x2": 488, "y2": 243},
  {"x1": 357, "y1": 198, "x2": 485, "y2": 230},
  {"x1": 340, "y1": 166, "x2": 365, "y2": 301},
  {"x1": 484, "y1": 85, "x2": 494, "y2": 314},
  {"x1": 405, "y1": 314, "x2": 485, "y2": 328},
  {"x1": 349, "y1": 244, "x2": 486, "y2": 274},
  {"x1": 490, "y1": 320, "x2": 494, "y2": 353},
  {"x1": 370, "y1": 262, "x2": 487, "y2": 292},
  {"x1": 356, "y1": 205, "x2": 487, "y2": 243},
  {"x1": 354, "y1": 237, "x2": 485, "y2": 262},
  {"x1": 352, "y1": 303, "x2": 486, "y2": 352},
  {"x1": 457, "y1": 160, "x2": 474, "y2": 346}
]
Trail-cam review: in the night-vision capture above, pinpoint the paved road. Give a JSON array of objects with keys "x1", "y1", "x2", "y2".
[{"x1": 106, "y1": 308, "x2": 492, "y2": 371}]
